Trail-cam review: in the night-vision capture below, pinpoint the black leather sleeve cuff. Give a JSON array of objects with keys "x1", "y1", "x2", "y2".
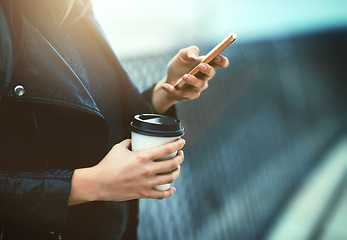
[{"x1": 0, "y1": 169, "x2": 73, "y2": 229}]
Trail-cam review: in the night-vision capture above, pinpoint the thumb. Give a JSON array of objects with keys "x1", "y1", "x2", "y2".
[
  {"x1": 119, "y1": 139, "x2": 132, "y2": 150},
  {"x1": 179, "y1": 46, "x2": 199, "y2": 62}
]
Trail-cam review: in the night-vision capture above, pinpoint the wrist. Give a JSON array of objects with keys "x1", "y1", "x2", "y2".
[
  {"x1": 68, "y1": 167, "x2": 99, "y2": 206},
  {"x1": 152, "y1": 77, "x2": 178, "y2": 114}
]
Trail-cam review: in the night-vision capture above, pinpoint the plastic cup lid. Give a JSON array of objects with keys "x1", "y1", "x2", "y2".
[{"x1": 130, "y1": 114, "x2": 184, "y2": 137}]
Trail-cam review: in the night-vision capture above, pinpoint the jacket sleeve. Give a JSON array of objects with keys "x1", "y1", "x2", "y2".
[{"x1": 0, "y1": 169, "x2": 73, "y2": 229}]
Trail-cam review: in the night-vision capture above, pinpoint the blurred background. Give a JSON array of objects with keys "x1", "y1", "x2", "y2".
[
  {"x1": 92, "y1": 1, "x2": 347, "y2": 240},
  {"x1": 92, "y1": 0, "x2": 347, "y2": 58}
]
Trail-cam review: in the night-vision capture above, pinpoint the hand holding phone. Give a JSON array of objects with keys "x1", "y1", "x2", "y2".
[{"x1": 175, "y1": 32, "x2": 236, "y2": 89}]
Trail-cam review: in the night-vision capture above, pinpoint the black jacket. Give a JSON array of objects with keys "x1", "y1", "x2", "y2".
[{"x1": 0, "y1": 0, "x2": 154, "y2": 239}]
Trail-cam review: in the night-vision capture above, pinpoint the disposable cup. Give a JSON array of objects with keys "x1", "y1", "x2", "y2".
[{"x1": 130, "y1": 114, "x2": 184, "y2": 191}]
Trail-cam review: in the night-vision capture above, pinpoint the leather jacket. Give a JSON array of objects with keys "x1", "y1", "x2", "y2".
[{"x1": 0, "y1": 0, "x2": 153, "y2": 239}]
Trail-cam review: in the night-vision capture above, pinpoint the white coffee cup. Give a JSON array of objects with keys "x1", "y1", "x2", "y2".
[{"x1": 130, "y1": 114, "x2": 184, "y2": 191}]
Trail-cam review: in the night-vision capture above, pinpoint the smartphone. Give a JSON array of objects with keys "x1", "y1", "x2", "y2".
[{"x1": 175, "y1": 32, "x2": 237, "y2": 89}]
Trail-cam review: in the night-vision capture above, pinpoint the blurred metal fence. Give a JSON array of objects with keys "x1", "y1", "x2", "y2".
[{"x1": 121, "y1": 28, "x2": 347, "y2": 240}]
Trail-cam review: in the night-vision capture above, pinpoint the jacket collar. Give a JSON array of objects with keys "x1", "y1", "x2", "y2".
[
  {"x1": 0, "y1": 3, "x2": 13, "y2": 96},
  {"x1": 1, "y1": 0, "x2": 104, "y2": 118}
]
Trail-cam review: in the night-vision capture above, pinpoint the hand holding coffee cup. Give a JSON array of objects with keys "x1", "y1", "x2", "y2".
[{"x1": 130, "y1": 114, "x2": 185, "y2": 191}]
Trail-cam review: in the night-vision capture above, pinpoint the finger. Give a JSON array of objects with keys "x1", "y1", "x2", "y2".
[
  {"x1": 180, "y1": 88, "x2": 203, "y2": 100},
  {"x1": 182, "y1": 74, "x2": 207, "y2": 89},
  {"x1": 146, "y1": 187, "x2": 176, "y2": 200},
  {"x1": 151, "y1": 167, "x2": 181, "y2": 189},
  {"x1": 198, "y1": 63, "x2": 216, "y2": 80},
  {"x1": 142, "y1": 138, "x2": 186, "y2": 161},
  {"x1": 211, "y1": 55, "x2": 229, "y2": 68},
  {"x1": 162, "y1": 83, "x2": 176, "y2": 94},
  {"x1": 179, "y1": 46, "x2": 199, "y2": 62},
  {"x1": 153, "y1": 150, "x2": 184, "y2": 174}
]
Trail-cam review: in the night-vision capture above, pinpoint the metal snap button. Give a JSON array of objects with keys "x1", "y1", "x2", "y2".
[{"x1": 14, "y1": 85, "x2": 25, "y2": 96}]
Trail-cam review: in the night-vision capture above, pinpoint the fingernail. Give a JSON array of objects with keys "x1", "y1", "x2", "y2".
[
  {"x1": 188, "y1": 52, "x2": 198, "y2": 60},
  {"x1": 215, "y1": 55, "x2": 222, "y2": 63},
  {"x1": 183, "y1": 74, "x2": 192, "y2": 83},
  {"x1": 162, "y1": 83, "x2": 170, "y2": 91},
  {"x1": 199, "y1": 64, "x2": 207, "y2": 72},
  {"x1": 181, "y1": 139, "x2": 186, "y2": 145}
]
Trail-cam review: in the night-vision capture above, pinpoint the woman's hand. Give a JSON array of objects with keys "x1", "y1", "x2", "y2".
[
  {"x1": 152, "y1": 46, "x2": 229, "y2": 113},
  {"x1": 68, "y1": 138, "x2": 185, "y2": 205}
]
